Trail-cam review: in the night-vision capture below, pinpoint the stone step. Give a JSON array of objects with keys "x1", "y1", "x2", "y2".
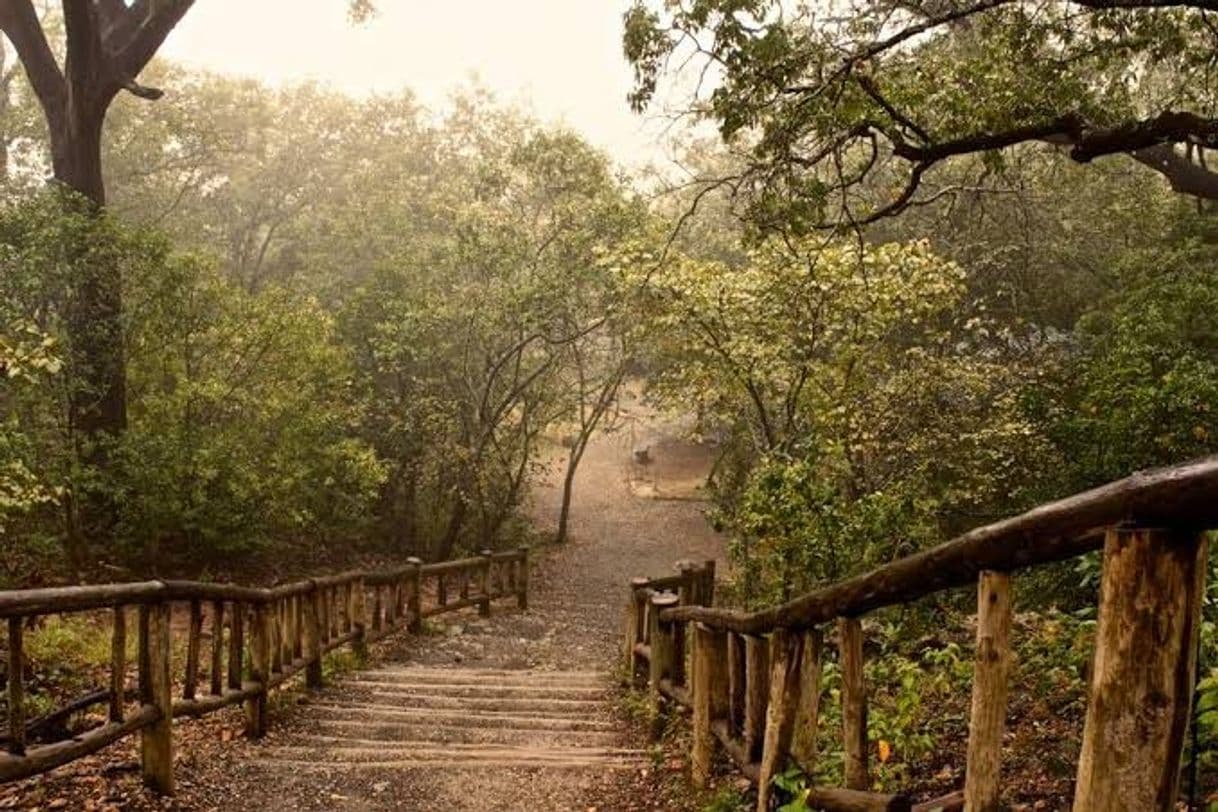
[
  {"x1": 345, "y1": 679, "x2": 609, "y2": 699},
  {"x1": 251, "y1": 756, "x2": 641, "y2": 771},
  {"x1": 309, "y1": 702, "x2": 616, "y2": 731},
  {"x1": 360, "y1": 667, "x2": 608, "y2": 684},
  {"x1": 258, "y1": 744, "x2": 643, "y2": 766},
  {"x1": 348, "y1": 691, "x2": 607, "y2": 714},
  {"x1": 294, "y1": 736, "x2": 642, "y2": 756},
  {"x1": 309, "y1": 720, "x2": 623, "y2": 748}
]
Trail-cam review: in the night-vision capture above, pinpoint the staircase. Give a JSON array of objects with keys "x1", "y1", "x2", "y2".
[{"x1": 251, "y1": 666, "x2": 646, "y2": 772}]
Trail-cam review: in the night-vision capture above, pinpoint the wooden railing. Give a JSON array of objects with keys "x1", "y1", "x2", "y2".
[
  {"x1": 624, "y1": 456, "x2": 1218, "y2": 812},
  {"x1": 0, "y1": 547, "x2": 529, "y2": 794}
]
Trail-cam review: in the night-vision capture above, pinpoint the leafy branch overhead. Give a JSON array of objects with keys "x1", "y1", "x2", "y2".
[{"x1": 625, "y1": 0, "x2": 1218, "y2": 230}]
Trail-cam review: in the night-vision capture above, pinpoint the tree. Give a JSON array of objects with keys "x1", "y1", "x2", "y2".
[
  {"x1": 0, "y1": 0, "x2": 195, "y2": 455},
  {"x1": 624, "y1": 0, "x2": 1218, "y2": 233},
  {"x1": 0, "y1": 0, "x2": 371, "y2": 545}
]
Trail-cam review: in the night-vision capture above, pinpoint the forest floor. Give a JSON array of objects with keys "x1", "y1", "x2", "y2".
[{"x1": 1, "y1": 387, "x2": 730, "y2": 811}]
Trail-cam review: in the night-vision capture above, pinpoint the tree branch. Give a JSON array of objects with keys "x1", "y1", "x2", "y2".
[
  {"x1": 1130, "y1": 144, "x2": 1218, "y2": 199},
  {"x1": 112, "y1": 0, "x2": 195, "y2": 80},
  {"x1": 0, "y1": 0, "x2": 64, "y2": 115}
]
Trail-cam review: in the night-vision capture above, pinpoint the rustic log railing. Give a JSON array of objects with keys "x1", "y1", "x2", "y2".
[
  {"x1": 624, "y1": 455, "x2": 1218, "y2": 812},
  {"x1": 0, "y1": 547, "x2": 529, "y2": 793}
]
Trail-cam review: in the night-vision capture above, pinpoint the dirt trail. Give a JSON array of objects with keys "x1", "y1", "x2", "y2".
[{"x1": 168, "y1": 393, "x2": 726, "y2": 811}]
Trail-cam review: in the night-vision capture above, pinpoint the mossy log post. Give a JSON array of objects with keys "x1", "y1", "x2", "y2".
[
  {"x1": 139, "y1": 602, "x2": 173, "y2": 794},
  {"x1": 791, "y1": 627, "x2": 823, "y2": 772},
  {"x1": 964, "y1": 571, "x2": 1012, "y2": 811},
  {"x1": 1072, "y1": 525, "x2": 1207, "y2": 811},
  {"x1": 742, "y1": 634, "x2": 770, "y2": 762},
  {"x1": 756, "y1": 629, "x2": 804, "y2": 812},
  {"x1": 839, "y1": 616, "x2": 869, "y2": 790},
  {"x1": 647, "y1": 592, "x2": 679, "y2": 740},
  {"x1": 692, "y1": 622, "x2": 729, "y2": 788}
]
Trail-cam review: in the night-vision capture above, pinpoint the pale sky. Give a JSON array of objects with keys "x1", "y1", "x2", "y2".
[{"x1": 159, "y1": 1, "x2": 679, "y2": 171}]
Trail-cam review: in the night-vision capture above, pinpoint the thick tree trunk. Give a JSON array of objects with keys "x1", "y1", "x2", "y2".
[
  {"x1": 51, "y1": 103, "x2": 127, "y2": 560},
  {"x1": 55, "y1": 106, "x2": 126, "y2": 439}
]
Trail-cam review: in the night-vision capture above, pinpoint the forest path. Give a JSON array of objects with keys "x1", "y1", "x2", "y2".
[{"x1": 184, "y1": 388, "x2": 726, "y2": 811}]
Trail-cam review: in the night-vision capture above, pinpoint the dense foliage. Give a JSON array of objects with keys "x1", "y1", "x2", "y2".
[{"x1": 0, "y1": 69, "x2": 641, "y2": 580}]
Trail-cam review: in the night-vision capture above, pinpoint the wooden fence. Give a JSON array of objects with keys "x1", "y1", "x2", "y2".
[
  {"x1": 625, "y1": 455, "x2": 1218, "y2": 812},
  {"x1": 0, "y1": 547, "x2": 529, "y2": 794}
]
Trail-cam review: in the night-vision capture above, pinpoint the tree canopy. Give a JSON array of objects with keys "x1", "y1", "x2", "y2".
[{"x1": 625, "y1": 0, "x2": 1218, "y2": 232}]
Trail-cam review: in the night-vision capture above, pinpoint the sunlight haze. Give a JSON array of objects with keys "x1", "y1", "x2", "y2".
[{"x1": 160, "y1": 1, "x2": 669, "y2": 169}]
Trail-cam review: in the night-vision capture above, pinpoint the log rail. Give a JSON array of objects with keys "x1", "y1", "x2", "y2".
[
  {"x1": 0, "y1": 547, "x2": 530, "y2": 793},
  {"x1": 624, "y1": 455, "x2": 1218, "y2": 812}
]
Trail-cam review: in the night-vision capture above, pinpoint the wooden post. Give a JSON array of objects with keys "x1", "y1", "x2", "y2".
[
  {"x1": 209, "y1": 601, "x2": 224, "y2": 696},
  {"x1": 438, "y1": 573, "x2": 448, "y2": 607},
  {"x1": 269, "y1": 599, "x2": 283, "y2": 675},
  {"x1": 839, "y1": 616, "x2": 869, "y2": 790},
  {"x1": 625, "y1": 577, "x2": 650, "y2": 680},
  {"x1": 352, "y1": 577, "x2": 368, "y2": 659},
  {"x1": 1073, "y1": 526, "x2": 1207, "y2": 812},
  {"x1": 743, "y1": 633, "x2": 771, "y2": 762},
  {"x1": 676, "y1": 561, "x2": 695, "y2": 605},
  {"x1": 7, "y1": 617, "x2": 24, "y2": 756},
  {"x1": 692, "y1": 622, "x2": 730, "y2": 788},
  {"x1": 756, "y1": 628, "x2": 804, "y2": 812},
  {"x1": 245, "y1": 603, "x2": 270, "y2": 739},
  {"x1": 791, "y1": 627, "x2": 823, "y2": 773},
  {"x1": 280, "y1": 598, "x2": 292, "y2": 667},
  {"x1": 183, "y1": 600, "x2": 202, "y2": 700},
  {"x1": 647, "y1": 592, "x2": 679, "y2": 740},
  {"x1": 384, "y1": 581, "x2": 396, "y2": 627},
  {"x1": 516, "y1": 546, "x2": 530, "y2": 610},
  {"x1": 140, "y1": 601, "x2": 173, "y2": 794},
  {"x1": 227, "y1": 603, "x2": 244, "y2": 692},
  {"x1": 407, "y1": 557, "x2": 423, "y2": 632},
  {"x1": 303, "y1": 585, "x2": 323, "y2": 690},
  {"x1": 700, "y1": 559, "x2": 716, "y2": 606},
  {"x1": 372, "y1": 586, "x2": 383, "y2": 634},
  {"x1": 728, "y1": 632, "x2": 746, "y2": 733},
  {"x1": 478, "y1": 550, "x2": 493, "y2": 617},
  {"x1": 110, "y1": 607, "x2": 127, "y2": 721},
  {"x1": 964, "y1": 571, "x2": 1013, "y2": 811}
]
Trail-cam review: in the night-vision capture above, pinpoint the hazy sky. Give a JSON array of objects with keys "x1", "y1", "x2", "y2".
[{"x1": 160, "y1": 1, "x2": 675, "y2": 170}]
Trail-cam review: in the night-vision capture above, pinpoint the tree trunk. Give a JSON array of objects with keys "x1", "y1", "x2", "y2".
[
  {"x1": 555, "y1": 442, "x2": 585, "y2": 544},
  {"x1": 50, "y1": 103, "x2": 127, "y2": 558}
]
